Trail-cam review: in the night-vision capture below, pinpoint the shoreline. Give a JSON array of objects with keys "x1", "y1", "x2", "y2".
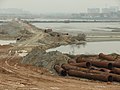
[
  {"x1": 52, "y1": 30, "x2": 120, "y2": 43},
  {"x1": 86, "y1": 37, "x2": 120, "y2": 42}
]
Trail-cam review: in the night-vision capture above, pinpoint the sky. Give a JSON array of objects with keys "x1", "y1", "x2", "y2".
[{"x1": 0, "y1": 0, "x2": 119, "y2": 14}]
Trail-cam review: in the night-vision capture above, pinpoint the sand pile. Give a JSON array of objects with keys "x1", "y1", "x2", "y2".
[
  {"x1": 22, "y1": 47, "x2": 70, "y2": 73},
  {"x1": 0, "y1": 20, "x2": 34, "y2": 40}
]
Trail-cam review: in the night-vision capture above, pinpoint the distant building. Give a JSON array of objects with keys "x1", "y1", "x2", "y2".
[
  {"x1": 102, "y1": 8, "x2": 110, "y2": 13},
  {"x1": 87, "y1": 8, "x2": 100, "y2": 13},
  {"x1": 110, "y1": 6, "x2": 119, "y2": 12},
  {"x1": 102, "y1": 7, "x2": 119, "y2": 13}
]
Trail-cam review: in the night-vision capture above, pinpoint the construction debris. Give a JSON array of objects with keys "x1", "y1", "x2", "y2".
[
  {"x1": 54, "y1": 64, "x2": 67, "y2": 76},
  {"x1": 99, "y1": 53, "x2": 116, "y2": 61},
  {"x1": 68, "y1": 70, "x2": 113, "y2": 82},
  {"x1": 55, "y1": 53, "x2": 120, "y2": 82}
]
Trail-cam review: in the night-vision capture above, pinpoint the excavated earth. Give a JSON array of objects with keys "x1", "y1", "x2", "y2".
[{"x1": 0, "y1": 45, "x2": 120, "y2": 90}]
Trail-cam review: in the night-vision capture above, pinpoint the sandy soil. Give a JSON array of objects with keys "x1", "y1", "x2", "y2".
[{"x1": 0, "y1": 45, "x2": 120, "y2": 90}]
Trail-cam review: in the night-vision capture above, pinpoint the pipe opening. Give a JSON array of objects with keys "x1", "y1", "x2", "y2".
[
  {"x1": 86, "y1": 62, "x2": 91, "y2": 68},
  {"x1": 61, "y1": 70, "x2": 67, "y2": 76},
  {"x1": 99, "y1": 69, "x2": 105, "y2": 72},
  {"x1": 108, "y1": 63, "x2": 113, "y2": 69},
  {"x1": 108, "y1": 75, "x2": 113, "y2": 82}
]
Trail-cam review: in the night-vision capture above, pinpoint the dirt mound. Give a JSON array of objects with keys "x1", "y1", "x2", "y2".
[
  {"x1": 0, "y1": 20, "x2": 34, "y2": 40},
  {"x1": 0, "y1": 19, "x2": 86, "y2": 50},
  {"x1": 38, "y1": 32, "x2": 86, "y2": 45},
  {"x1": 22, "y1": 47, "x2": 70, "y2": 73}
]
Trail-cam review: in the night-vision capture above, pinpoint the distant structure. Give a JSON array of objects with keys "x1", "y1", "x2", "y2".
[
  {"x1": 87, "y1": 8, "x2": 100, "y2": 13},
  {"x1": 0, "y1": 6, "x2": 120, "y2": 20},
  {"x1": 102, "y1": 7, "x2": 119, "y2": 13}
]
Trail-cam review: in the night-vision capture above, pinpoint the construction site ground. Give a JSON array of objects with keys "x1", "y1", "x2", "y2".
[
  {"x1": 0, "y1": 20, "x2": 120, "y2": 90},
  {"x1": 0, "y1": 45, "x2": 120, "y2": 90}
]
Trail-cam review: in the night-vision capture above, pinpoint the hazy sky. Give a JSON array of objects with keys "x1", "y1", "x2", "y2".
[{"x1": 0, "y1": 0, "x2": 119, "y2": 13}]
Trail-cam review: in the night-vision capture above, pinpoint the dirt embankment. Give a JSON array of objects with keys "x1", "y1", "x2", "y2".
[
  {"x1": 2, "y1": 20, "x2": 84, "y2": 37},
  {"x1": 1, "y1": 19, "x2": 87, "y2": 59},
  {"x1": 0, "y1": 20, "x2": 87, "y2": 58},
  {"x1": 0, "y1": 20, "x2": 34, "y2": 40}
]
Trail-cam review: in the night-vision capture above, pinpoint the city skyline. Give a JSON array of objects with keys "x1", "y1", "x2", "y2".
[{"x1": 0, "y1": 0, "x2": 119, "y2": 14}]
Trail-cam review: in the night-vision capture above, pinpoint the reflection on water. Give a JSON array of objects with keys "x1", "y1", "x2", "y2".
[
  {"x1": 47, "y1": 41, "x2": 120, "y2": 55},
  {"x1": 0, "y1": 40, "x2": 16, "y2": 45}
]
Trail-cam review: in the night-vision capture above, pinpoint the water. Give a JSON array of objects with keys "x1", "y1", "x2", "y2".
[
  {"x1": 47, "y1": 41, "x2": 120, "y2": 55},
  {"x1": 0, "y1": 40, "x2": 16, "y2": 45},
  {"x1": 33, "y1": 22, "x2": 120, "y2": 54},
  {"x1": 32, "y1": 22, "x2": 120, "y2": 33}
]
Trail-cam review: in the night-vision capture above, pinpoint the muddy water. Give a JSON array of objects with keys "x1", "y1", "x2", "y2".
[{"x1": 47, "y1": 41, "x2": 120, "y2": 55}]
